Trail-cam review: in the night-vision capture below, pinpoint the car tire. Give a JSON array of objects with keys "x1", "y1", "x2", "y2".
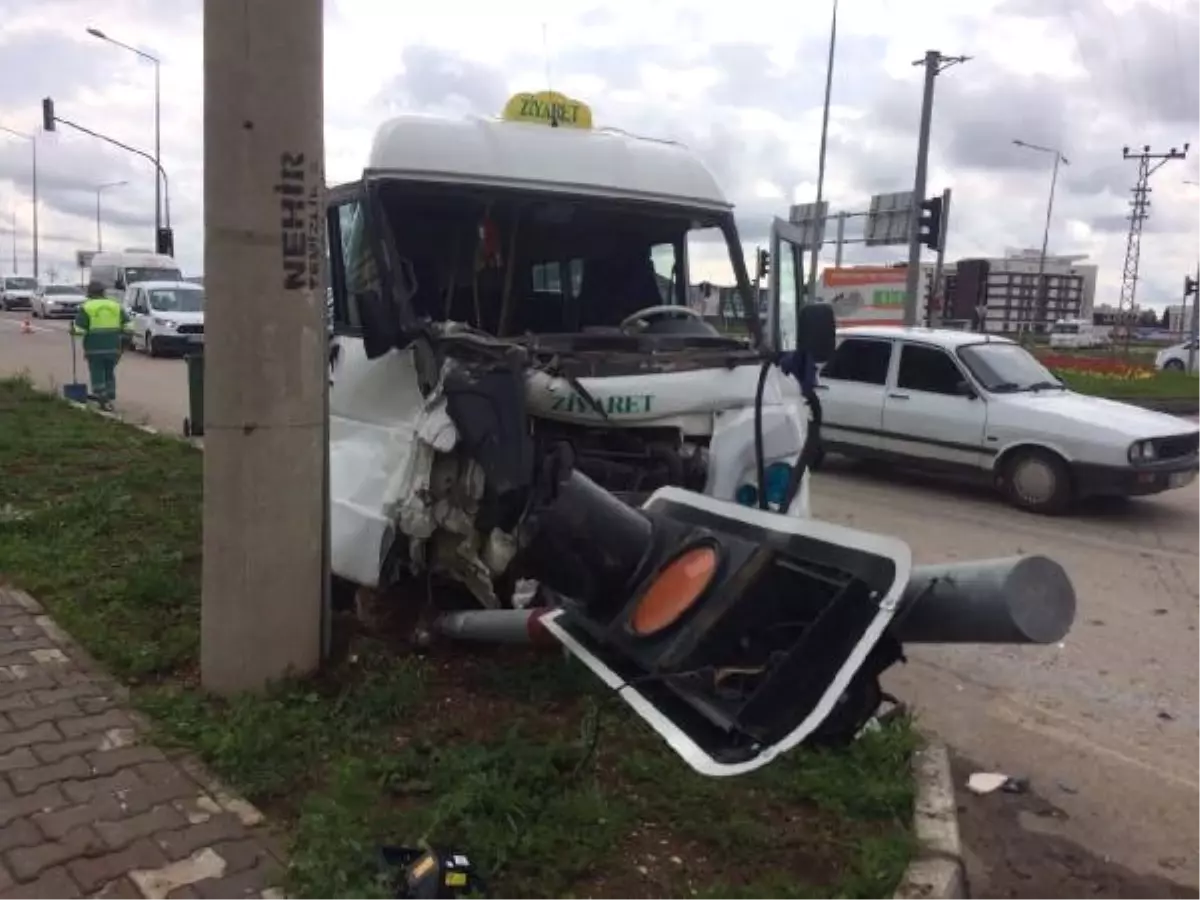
[
  {"x1": 145, "y1": 332, "x2": 158, "y2": 358},
  {"x1": 1164, "y1": 359, "x2": 1185, "y2": 372},
  {"x1": 1001, "y1": 448, "x2": 1072, "y2": 515}
]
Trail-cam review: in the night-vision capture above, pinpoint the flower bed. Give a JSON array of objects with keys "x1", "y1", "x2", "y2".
[{"x1": 1036, "y1": 352, "x2": 1155, "y2": 382}]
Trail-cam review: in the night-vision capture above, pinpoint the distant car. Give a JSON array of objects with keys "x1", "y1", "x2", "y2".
[
  {"x1": 817, "y1": 326, "x2": 1199, "y2": 514},
  {"x1": 122, "y1": 280, "x2": 205, "y2": 357},
  {"x1": 31, "y1": 284, "x2": 86, "y2": 319},
  {"x1": 0, "y1": 275, "x2": 38, "y2": 310},
  {"x1": 1155, "y1": 340, "x2": 1198, "y2": 373}
]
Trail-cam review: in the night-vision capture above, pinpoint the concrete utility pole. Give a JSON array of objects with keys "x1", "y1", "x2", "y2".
[
  {"x1": 903, "y1": 50, "x2": 969, "y2": 326},
  {"x1": 202, "y1": 0, "x2": 326, "y2": 694}
]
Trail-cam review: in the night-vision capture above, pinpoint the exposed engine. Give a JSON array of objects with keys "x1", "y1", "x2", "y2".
[{"x1": 531, "y1": 419, "x2": 709, "y2": 501}]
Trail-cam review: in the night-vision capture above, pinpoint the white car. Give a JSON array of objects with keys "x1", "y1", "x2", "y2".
[
  {"x1": 0, "y1": 275, "x2": 38, "y2": 311},
  {"x1": 123, "y1": 280, "x2": 205, "y2": 356},
  {"x1": 1155, "y1": 340, "x2": 1198, "y2": 373},
  {"x1": 816, "y1": 326, "x2": 1199, "y2": 513},
  {"x1": 32, "y1": 284, "x2": 86, "y2": 319}
]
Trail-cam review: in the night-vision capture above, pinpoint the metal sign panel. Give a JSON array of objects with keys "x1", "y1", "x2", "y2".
[
  {"x1": 76, "y1": 249, "x2": 96, "y2": 269},
  {"x1": 787, "y1": 201, "x2": 828, "y2": 249},
  {"x1": 865, "y1": 191, "x2": 914, "y2": 247}
]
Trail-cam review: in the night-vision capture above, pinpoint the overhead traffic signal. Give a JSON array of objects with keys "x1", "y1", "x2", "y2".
[
  {"x1": 156, "y1": 227, "x2": 175, "y2": 258},
  {"x1": 756, "y1": 247, "x2": 770, "y2": 280},
  {"x1": 1185, "y1": 275, "x2": 1198, "y2": 298},
  {"x1": 41, "y1": 97, "x2": 56, "y2": 132},
  {"x1": 918, "y1": 195, "x2": 944, "y2": 250}
]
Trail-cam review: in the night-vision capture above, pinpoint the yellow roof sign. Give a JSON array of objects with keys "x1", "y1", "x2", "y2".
[{"x1": 502, "y1": 91, "x2": 593, "y2": 129}]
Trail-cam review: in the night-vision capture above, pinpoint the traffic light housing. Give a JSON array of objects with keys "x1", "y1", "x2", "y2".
[
  {"x1": 156, "y1": 227, "x2": 175, "y2": 258},
  {"x1": 523, "y1": 465, "x2": 913, "y2": 774},
  {"x1": 756, "y1": 247, "x2": 770, "y2": 280},
  {"x1": 918, "y1": 196, "x2": 944, "y2": 250},
  {"x1": 1185, "y1": 275, "x2": 1198, "y2": 298},
  {"x1": 42, "y1": 98, "x2": 55, "y2": 132}
]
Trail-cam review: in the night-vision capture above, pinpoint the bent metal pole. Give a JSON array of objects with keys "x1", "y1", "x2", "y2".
[{"x1": 201, "y1": 0, "x2": 326, "y2": 693}]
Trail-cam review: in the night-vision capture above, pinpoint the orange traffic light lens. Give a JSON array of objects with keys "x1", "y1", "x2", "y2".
[{"x1": 630, "y1": 545, "x2": 718, "y2": 637}]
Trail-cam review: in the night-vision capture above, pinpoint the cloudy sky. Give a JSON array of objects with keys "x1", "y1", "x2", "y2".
[{"x1": 0, "y1": 0, "x2": 1196, "y2": 306}]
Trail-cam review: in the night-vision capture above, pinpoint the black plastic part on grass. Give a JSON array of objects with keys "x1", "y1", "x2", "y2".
[{"x1": 381, "y1": 845, "x2": 487, "y2": 899}]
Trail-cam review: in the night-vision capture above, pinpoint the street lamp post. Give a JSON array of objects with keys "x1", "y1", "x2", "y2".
[
  {"x1": 1013, "y1": 139, "x2": 1069, "y2": 333},
  {"x1": 87, "y1": 27, "x2": 161, "y2": 238},
  {"x1": 0, "y1": 126, "x2": 38, "y2": 281},
  {"x1": 95, "y1": 180, "x2": 128, "y2": 251}
]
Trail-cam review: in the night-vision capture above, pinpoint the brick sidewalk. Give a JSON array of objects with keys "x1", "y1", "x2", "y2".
[{"x1": 0, "y1": 587, "x2": 284, "y2": 899}]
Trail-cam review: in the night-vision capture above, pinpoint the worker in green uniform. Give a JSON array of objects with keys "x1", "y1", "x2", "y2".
[{"x1": 72, "y1": 281, "x2": 131, "y2": 411}]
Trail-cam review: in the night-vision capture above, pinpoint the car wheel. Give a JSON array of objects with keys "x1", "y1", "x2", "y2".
[
  {"x1": 1002, "y1": 448, "x2": 1072, "y2": 515},
  {"x1": 1164, "y1": 359, "x2": 1185, "y2": 372},
  {"x1": 145, "y1": 332, "x2": 158, "y2": 357}
]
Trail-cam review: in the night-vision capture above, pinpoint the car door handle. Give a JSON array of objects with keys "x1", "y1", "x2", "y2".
[{"x1": 888, "y1": 393, "x2": 910, "y2": 400}]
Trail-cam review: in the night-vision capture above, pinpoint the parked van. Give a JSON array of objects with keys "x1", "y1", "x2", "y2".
[
  {"x1": 1049, "y1": 318, "x2": 1108, "y2": 350},
  {"x1": 88, "y1": 251, "x2": 182, "y2": 301}
]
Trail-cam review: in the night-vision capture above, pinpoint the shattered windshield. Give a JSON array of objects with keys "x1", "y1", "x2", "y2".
[{"x1": 361, "y1": 182, "x2": 753, "y2": 339}]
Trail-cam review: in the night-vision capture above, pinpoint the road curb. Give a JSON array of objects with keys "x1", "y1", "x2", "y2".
[{"x1": 894, "y1": 742, "x2": 967, "y2": 899}]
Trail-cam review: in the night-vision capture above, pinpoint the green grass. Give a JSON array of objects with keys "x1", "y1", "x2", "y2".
[
  {"x1": 0, "y1": 376, "x2": 917, "y2": 899},
  {"x1": 1056, "y1": 368, "x2": 1199, "y2": 399}
]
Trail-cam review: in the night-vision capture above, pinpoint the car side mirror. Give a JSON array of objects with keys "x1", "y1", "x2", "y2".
[
  {"x1": 797, "y1": 302, "x2": 836, "y2": 363},
  {"x1": 955, "y1": 379, "x2": 977, "y2": 399}
]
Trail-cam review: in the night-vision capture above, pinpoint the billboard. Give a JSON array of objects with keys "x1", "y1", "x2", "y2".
[{"x1": 816, "y1": 266, "x2": 922, "y2": 326}]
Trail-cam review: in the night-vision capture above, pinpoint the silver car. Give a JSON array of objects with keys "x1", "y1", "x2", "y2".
[{"x1": 32, "y1": 284, "x2": 86, "y2": 319}]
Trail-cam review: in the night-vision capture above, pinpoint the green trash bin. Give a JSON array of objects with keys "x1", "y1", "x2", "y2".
[{"x1": 183, "y1": 337, "x2": 204, "y2": 438}]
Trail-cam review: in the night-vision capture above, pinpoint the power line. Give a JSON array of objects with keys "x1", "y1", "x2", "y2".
[{"x1": 1118, "y1": 143, "x2": 1190, "y2": 327}]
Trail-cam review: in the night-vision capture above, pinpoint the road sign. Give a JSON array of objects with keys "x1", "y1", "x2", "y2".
[
  {"x1": 75, "y1": 249, "x2": 96, "y2": 269},
  {"x1": 865, "y1": 191, "x2": 914, "y2": 247},
  {"x1": 787, "y1": 201, "x2": 828, "y2": 249}
]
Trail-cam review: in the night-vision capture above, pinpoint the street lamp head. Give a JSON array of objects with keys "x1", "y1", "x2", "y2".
[{"x1": 86, "y1": 27, "x2": 107, "y2": 39}]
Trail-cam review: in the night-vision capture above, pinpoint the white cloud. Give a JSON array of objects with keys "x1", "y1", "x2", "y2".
[{"x1": 0, "y1": 0, "x2": 1196, "y2": 306}]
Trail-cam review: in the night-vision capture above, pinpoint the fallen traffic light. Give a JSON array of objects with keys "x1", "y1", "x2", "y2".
[{"x1": 512, "y1": 450, "x2": 1075, "y2": 776}]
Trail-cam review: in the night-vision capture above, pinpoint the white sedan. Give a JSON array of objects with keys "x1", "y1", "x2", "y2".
[
  {"x1": 816, "y1": 326, "x2": 1199, "y2": 514},
  {"x1": 31, "y1": 284, "x2": 86, "y2": 319},
  {"x1": 1155, "y1": 340, "x2": 1197, "y2": 373}
]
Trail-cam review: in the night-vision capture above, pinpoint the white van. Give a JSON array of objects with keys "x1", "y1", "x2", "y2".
[
  {"x1": 88, "y1": 251, "x2": 182, "y2": 301},
  {"x1": 1048, "y1": 318, "x2": 1107, "y2": 349},
  {"x1": 327, "y1": 98, "x2": 817, "y2": 594}
]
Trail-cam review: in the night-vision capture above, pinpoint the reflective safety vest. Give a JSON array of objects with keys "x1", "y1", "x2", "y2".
[
  {"x1": 74, "y1": 297, "x2": 129, "y2": 355},
  {"x1": 77, "y1": 297, "x2": 125, "y2": 333}
]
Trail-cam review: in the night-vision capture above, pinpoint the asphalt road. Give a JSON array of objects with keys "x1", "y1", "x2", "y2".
[
  {"x1": 3, "y1": 310, "x2": 1198, "y2": 894},
  {"x1": 0, "y1": 311, "x2": 191, "y2": 433}
]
